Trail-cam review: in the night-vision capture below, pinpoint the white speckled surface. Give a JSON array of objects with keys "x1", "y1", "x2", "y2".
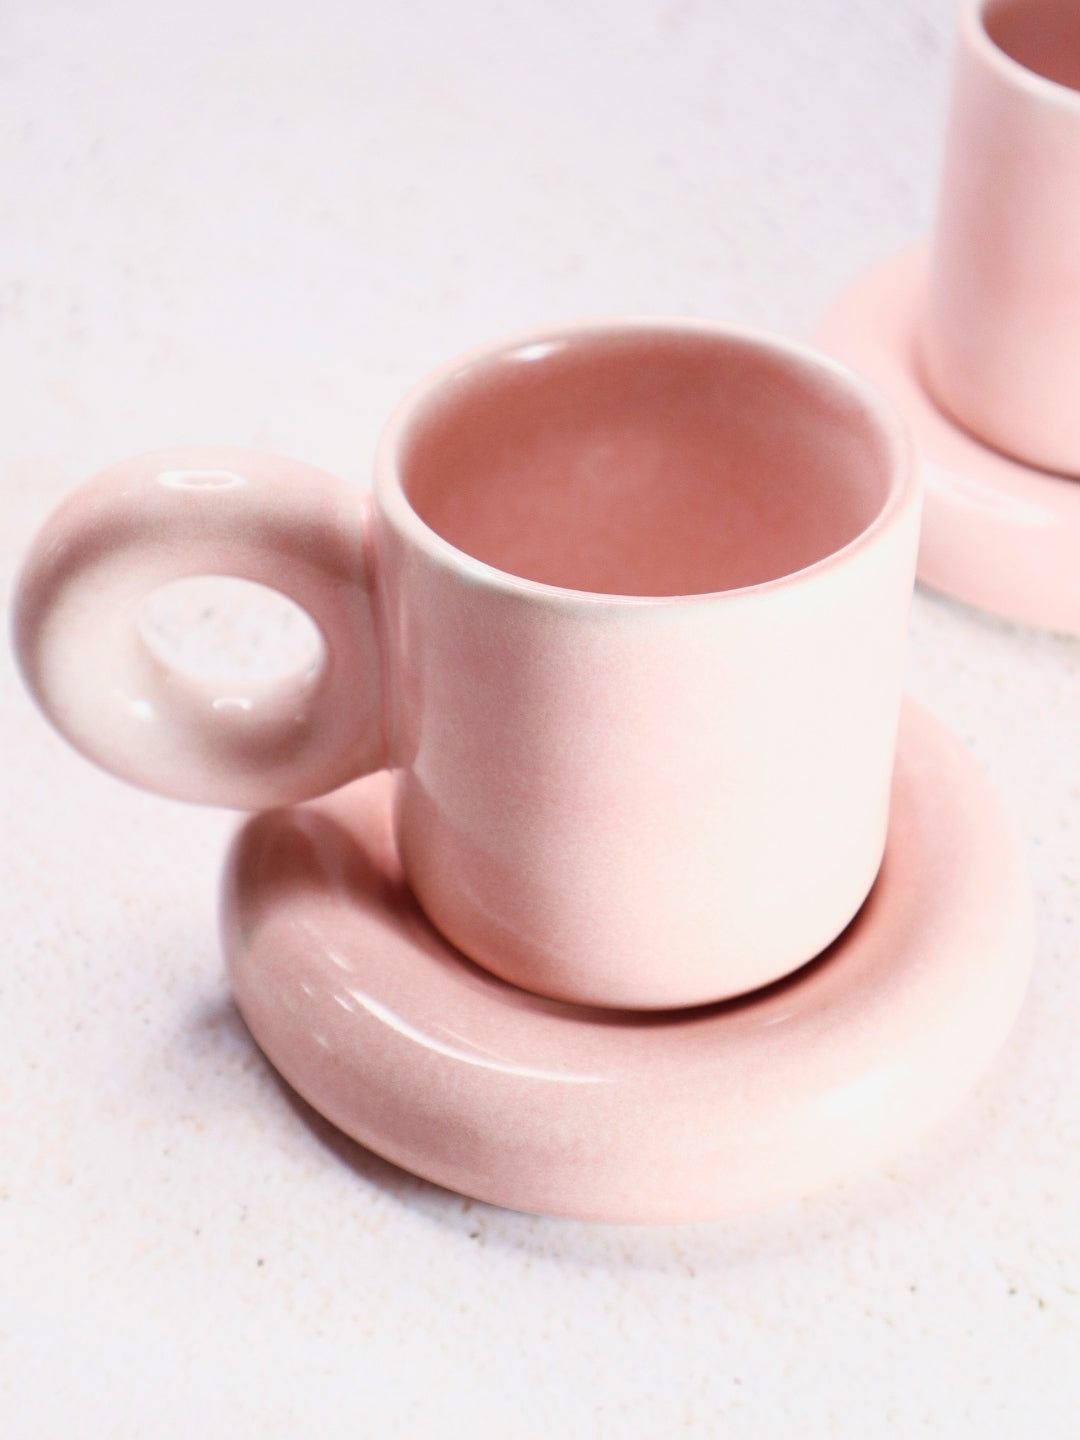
[{"x1": 1, "y1": 1, "x2": 1078, "y2": 1435}]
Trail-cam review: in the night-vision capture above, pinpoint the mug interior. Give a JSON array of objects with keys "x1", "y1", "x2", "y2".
[
  {"x1": 983, "y1": 0, "x2": 1080, "y2": 93},
  {"x1": 397, "y1": 327, "x2": 897, "y2": 598}
]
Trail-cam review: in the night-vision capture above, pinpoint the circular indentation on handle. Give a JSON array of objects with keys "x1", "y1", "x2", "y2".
[{"x1": 139, "y1": 576, "x2": 325, "y2": 685}]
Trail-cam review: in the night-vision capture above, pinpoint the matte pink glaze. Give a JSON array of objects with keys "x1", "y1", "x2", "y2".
[
  {"x1": 922, "y1": 0, "x2": 1080, "y2": 475},
  {"x1": 819, "y1": 246, "x2": 1080, "y2": 634},
  {"x1": 13, "y1": 320, "x2": 919, "y2": 1009},
  {"x1": 222, "y1": 702, "x2": 1033, "y2": 1223},
  {"x1": 374, "y1": 324, "x2": 920, "y2": 1008}
]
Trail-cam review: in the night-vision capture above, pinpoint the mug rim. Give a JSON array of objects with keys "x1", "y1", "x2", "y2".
[
  {"x1": 966, "y1": 0, "x2": 1080, "y2": 112},
  {"x1": 374, "y1": 315, "x2": 918, "y2": 609}
]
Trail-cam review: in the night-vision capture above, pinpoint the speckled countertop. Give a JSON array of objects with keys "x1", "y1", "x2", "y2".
[{"x1": 2, "y1": 2, "x2": 1078, "y2": 1435}]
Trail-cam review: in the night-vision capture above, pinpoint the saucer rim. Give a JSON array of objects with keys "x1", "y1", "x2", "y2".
[{"x1": 222, "y1": 700, "x2": 1033, "y2": 1222}]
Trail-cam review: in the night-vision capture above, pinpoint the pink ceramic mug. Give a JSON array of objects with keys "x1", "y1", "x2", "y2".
[
  {"x1": 921, "y1": 0, "x2": 1080, "y2": 475},
  {"x1": 14, "y1": 320, "x2": 919, "y2": 1009}
]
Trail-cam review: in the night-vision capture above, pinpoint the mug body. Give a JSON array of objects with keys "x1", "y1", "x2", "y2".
[
  {"x1": 373, "y1": 321, "x2": 919, "y2": 1008},
  {"x1": 921, "y1": 0, "x2": 1080, "y2": 475}
]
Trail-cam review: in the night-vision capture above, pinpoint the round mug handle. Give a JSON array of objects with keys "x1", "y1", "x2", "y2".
[{"x1": 12, "y1": 448, "x2": 386, "y2": 809}]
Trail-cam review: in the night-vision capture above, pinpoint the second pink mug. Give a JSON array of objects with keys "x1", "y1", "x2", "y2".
[
  {"x1": 14, "y1": 320, "x2": 919, "y2": 1008},
  {"x1": 922, "y1": 0, "x2": 1080, "y2": 475}
]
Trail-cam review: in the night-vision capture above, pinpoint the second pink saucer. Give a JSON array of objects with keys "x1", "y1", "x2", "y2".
[
  {"x1": 819, "y1": 245, "x2": 1080, "y2": 635},
  {"x1": 223, "y1": 702, "x2": 1033, "y2": 1223}
]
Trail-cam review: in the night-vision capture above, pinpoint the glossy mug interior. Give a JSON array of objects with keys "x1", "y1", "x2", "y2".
[
  {"x1": 14, "y1": 320, "x2": 919, "y2": 1009},
  {"x1": 922, "y1": 0, "x2": 1080, "y2": 475}
]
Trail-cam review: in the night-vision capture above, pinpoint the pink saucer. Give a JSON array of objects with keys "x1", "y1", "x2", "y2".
[
  {"x1": 818, "y1": 246, "x2": 1080, "y2": 635},
  {"x1": 222, "y1": 702, "x2": 1033, "y2": 1223}
]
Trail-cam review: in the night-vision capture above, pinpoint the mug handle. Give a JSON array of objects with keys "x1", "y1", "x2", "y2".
[{"x1": 12, "y1": 448, "x2": 387, "y2": 809}]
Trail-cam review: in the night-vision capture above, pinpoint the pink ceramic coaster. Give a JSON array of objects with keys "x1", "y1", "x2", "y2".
[
  {"x1": 223, "y1": 702, "x2": 1033, "y2": 1223},
  {"x1": 818, "y1": 245, "x2": 1080, "y2": 635}
]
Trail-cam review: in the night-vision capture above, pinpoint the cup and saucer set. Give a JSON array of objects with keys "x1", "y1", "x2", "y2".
[{"x1": 12, "y1": 0, "x2": 1074, "y2": 1222}]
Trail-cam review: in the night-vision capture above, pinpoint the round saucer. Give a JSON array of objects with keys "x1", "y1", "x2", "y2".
[
  {"x1": 222, "y1": 702, "x2": 1033, "y2": 1223},
  {"x1": 818, "y1": 245, "x2": 1080, "y2": 635}
]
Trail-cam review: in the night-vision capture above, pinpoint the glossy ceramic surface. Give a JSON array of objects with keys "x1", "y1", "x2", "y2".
[
  {"x1": 223, "y1": 702, "x2": 1034, "y2": 1224},
  {"x1": 819, "y1": 245, "x2": 1080, "y2": 635},
  {"x1": 922, "y1": 0, "x2": 1080, "y2": 475},
  {"x1": 12, "y1": 450, "x2": 384, "y2": 809},
  {"x1": 14, "y1": 321, "x2": 921, "y2": 1010}
]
